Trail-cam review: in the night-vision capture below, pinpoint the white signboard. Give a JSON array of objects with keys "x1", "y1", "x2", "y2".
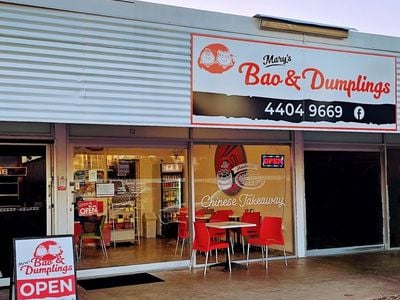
[
  {"x1": 191, "y1": 34, "x2": 397, "y2": 132},
  {"x1": 96, "y1": 183, "x2": 115, "y2": 197},
  {"x1": 13, "y1": 236, "x2": 77, "y2": 300},
  {"x1": 88, "y1": 169, "x2": 98, "y2": 182}
]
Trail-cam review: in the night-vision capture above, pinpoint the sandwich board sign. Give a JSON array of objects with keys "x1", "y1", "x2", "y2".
[{"x1": 11, "y1": 235, "x2": 77, "y2": 300}]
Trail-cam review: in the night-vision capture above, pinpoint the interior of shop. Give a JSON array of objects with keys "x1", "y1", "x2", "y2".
[{"x1": 72, "y1": 144, "x2": 294, "y2": 270}]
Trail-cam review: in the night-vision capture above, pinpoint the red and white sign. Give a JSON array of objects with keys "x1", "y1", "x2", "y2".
[
  {"x1": 191, "y1": 34, "x2": 397, "y2": 132},
  {"x1": 14, "y1": 236, "x2": 77, "y2": 300},
  {"x1": 57, "y1": 176, "x2": 67, "y2": 191},
  {"x1": 78, "y1": 200, "x2": 99, "y2": 217}
]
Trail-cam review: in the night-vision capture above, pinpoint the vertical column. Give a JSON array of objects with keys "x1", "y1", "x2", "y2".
[
  {"x1": 54, "y1": 123, "x2": 70, "y2": 234},
  {"x1": 381, "y1": 144, "x2": 389, "y2": 249},
  {"x1": 294, "y1": 131, "x2": 306, "y2": 257}
]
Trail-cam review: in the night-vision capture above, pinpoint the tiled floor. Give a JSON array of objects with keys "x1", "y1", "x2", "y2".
[
  {"x1": 75, "y1": 236, "x2": 287, "y2": 270},
  {"x1": 75, "y1": 250, "x2": 400, "y2": 300},
  {"x1": 3, "y1": 239, "x2": 400, "y2": 300},
  {"x1": 3, "y1": 250, "x2": 400, "y2": 300}
]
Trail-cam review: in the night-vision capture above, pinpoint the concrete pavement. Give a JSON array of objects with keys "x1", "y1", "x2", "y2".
[{"x1": 2, "y1": 251, "x2": 400, "y2": 300}]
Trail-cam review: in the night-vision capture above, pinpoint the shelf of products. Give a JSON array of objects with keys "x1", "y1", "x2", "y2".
[
  {"x1": 0, "y1": 180, "x2": 19, "y2": 197},
  {"x1": 109, "y1": 193, "x2": 141, "y2": 247},
  {"x1": 160, "y1": 163, "x2": 183, "y2": 237},
  {"x1": 0, "y1": 169, "x2": 26, "y2": 205},
  {"x1": 73, "y1": 152, "x2": 144, "y2": 245}
]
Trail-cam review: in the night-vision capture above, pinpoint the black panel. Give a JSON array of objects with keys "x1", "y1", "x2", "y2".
[
  {"x1": 387, "y1": 149, "x2": 400, "y2": 247},
  {"x1": 305, "y1": 151, "x2": 382, "y2": 249}
]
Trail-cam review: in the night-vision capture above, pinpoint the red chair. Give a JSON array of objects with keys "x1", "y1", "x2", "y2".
[
  {"x1": 194, "y1": 209, "x2": 208, "y2": 223},
  {"x1": 210, "y1": 210, "x2": 236, "y2": 253},
  {"x1": 179, "y1": 207, "x2": 188, "y2": 215},
  {"x1": 175, "y1": 215, "x2": 189, "y2": 256},
  {"x1": 73, "y1": 222, "x2": 82, "y2": 259},
  {"x1": 208, "y1": 212, "x2": 229, "y2": 241},
  {"x1": 195, "y1": 209, "x2": 206, "y2": 217},
  {"x1": 189, "y1": 221, "x2": 231, "y2": 275},
  {"x1": 240, "y1": 211, "x2": 261, "y2": 254},
  {"x1": 246, "y1": 216, "x2": 287, "y2": 270},
  {"x1": 215, "y1": 209, "x2": 233, "y2": 218}
]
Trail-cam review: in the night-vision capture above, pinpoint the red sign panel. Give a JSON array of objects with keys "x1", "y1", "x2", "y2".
[{"x1": 77, "y1": 200, "x2": 99, "y2": 217}]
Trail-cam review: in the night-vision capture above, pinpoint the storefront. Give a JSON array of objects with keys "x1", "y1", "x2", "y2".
[
  {"x1": 66, "y1": 125, "x2": 293, "y2": 277},
  {"x1": 0, "y1": 0, "x2": 399, "y2": 282}
]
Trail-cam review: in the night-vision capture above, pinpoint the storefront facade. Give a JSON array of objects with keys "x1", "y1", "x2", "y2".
[{"x1": 0, "y1": 0, "x2": 399, "y2": 282}]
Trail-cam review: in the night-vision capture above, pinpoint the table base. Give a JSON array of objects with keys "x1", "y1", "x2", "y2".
[{"x1": 210, "y1": 261, "x2": 247, "y2": 272}]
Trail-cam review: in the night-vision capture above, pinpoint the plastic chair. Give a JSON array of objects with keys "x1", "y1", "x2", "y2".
[
  {"x1": 175, "y1": 215, "x2": 189, "y2": 256},
  {"x1": 203, "y1": 208, "x2": 215, "y2": 214},
  {"x1": 240, "y1": 211, "x2": 261, "y2": 253},
  {"x1": 246, "y1": 216, "x2": 287, "y2": 270},
  {"x1": 73, "y1": 222, "x2": 82, "y2": 259},
  {"x1": 215, "y1": 209, "x2": 233, "y2": 218},
  {"x1": 194, "y1": 209, "x2": 208, "y2": 223},
  {"x1": 189, "y1": 221, "x2": 231, "y2": 275},
  {"x1": 79, "y1": 215, "x2": 108, "y2": 259},
  {"x1": 179, "y1": 207, "x2": 188, "y2": 215},
  {"x1": 208, "y1": 212, "x2": 229, "y2": 241},
  {"x1": 195, "y1": 209, "x2": 206, "y2": 217},
  {"x1": 214, "y1": 210, "x2": 236, "y2": 251}
]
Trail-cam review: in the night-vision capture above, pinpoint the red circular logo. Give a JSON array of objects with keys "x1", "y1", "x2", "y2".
[
  {"x1": 198, "y1": 43, "x2": 235, "y2": 74},
  {"x1": 33, "y1": 240, "x2": 63, "y2": 261}
]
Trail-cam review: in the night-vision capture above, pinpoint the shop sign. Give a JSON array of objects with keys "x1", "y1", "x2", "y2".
[
  {"x1": 77, "y1": 200, "x2": 98, "y2": 216},
  {"x1": 261, "y1": 154, "x2": 285, "y2": 168},
  {"x1": 161, "y1": 163, "x2": 183, "y2": 173},
  {"x1": 0, "y1": 167, "x2": 27, "y2": 176},
  {"x1": 13, "y1": 236, "x2": 77, "y2": 300},
  {"x1": 191, "y1": 34, "x2": 397, "y2": 132},
  {"x1": 96, "y1": 183, "x2": 115, "y2": 197},
  {"x1": 200, "y1": 192, "x2": 285, "y2": 209},
  {"x1": 57, "y1": 176, "x2": 67, "y2": 191}
]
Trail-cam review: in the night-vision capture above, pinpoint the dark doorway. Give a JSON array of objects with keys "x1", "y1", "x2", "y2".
[
  {"x1": 387, "y1": 148, "x2": 400, "y2": 247},
  {"x1": 305, "y1": 151, "x2": 382, "y2": 250},
  {"x1": 0, "y1": 145, "x2": 47, "y2": 277}
]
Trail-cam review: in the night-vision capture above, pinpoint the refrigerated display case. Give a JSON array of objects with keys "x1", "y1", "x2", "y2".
[{"x1": 160, "y1": 163, "x2": 183, "y2": 237}]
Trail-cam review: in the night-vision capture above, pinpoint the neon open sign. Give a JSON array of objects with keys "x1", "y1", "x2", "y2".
[{"x1": 261, "y1": 154, "x2": 285, "y2": 168}]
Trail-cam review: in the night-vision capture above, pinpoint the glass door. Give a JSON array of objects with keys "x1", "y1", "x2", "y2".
[{"x1": 71, "y1": 146, "x2": 188, "y2": 271}]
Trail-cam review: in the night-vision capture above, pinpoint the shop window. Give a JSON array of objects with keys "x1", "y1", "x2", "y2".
[
  {"x1": 72, "y1": 147, "x2": 188, "y2": 269},
  {"x1": 192, "y1": 144, "x2": 294, "y2": 257}
]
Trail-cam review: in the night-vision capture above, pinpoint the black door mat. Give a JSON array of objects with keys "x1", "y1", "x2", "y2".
[{"x1": 78, "y1": 273, "x2": 164, "y2": 290}]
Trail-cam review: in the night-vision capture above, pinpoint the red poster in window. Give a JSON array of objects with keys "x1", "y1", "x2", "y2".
[{"x1": 214, "y1": 145, "x2": 246, "y2": 196}]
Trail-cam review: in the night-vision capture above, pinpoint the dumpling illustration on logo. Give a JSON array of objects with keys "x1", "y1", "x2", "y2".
[
  {"x1": 199, "y1": 48, "x2": 215, "y2": 66},
  {"x1": 33, "y1": 240, "x2": 63, "y2": 261},
  {"x1": 216, "y1": 50, "x2": 234, "y2": 67},
  {"x1": 198, "y1": 43, "x2": 235, "y2": 74}
]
